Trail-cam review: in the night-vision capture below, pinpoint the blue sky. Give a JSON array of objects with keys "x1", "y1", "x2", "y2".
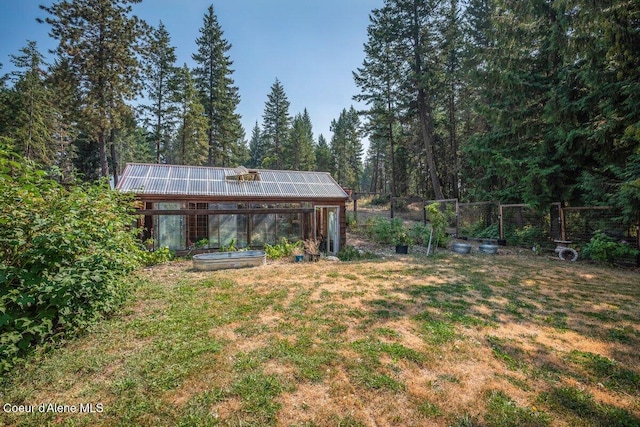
[{"x1": 0, "y1": 0, "x2": 384, "y2": 145}]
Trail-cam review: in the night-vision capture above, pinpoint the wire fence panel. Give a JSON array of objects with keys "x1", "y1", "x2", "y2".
[
  {"x1": 499, "y1": 204, "x2": 550, "y2": 247},
  {"x1": 351, "y1": 193, "x2": 639, "y2": 261},
  {"x1": 458, "y1": 202, "x2": 500, "y2": 239},
  {"x1": 563, "y1": 207, "x2": 633, "y2": 243}
]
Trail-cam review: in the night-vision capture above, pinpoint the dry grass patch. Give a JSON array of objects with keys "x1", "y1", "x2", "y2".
[{"x1": 1, "y1": 253, "x2": 639, "y2": 426}]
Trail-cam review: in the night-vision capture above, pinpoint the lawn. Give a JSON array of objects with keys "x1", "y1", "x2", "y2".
[{"x1": 1, "y1": 252, "x2": 639, "y2": 426}]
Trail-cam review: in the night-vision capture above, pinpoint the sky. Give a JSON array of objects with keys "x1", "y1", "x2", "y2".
[{"x1": 0, "y1": 0, "x2": 385, "y2": 147}]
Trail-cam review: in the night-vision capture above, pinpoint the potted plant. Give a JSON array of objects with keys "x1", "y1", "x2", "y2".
[
  {"x1": 292, "y1": 245, "x2": 305, "y2": 262},
  {"x1": 303, "y1": 239, "x2": 320, "y2": 262},
  {"x1": 392, "y1": 230, "x2": 412, "y2": 254}
]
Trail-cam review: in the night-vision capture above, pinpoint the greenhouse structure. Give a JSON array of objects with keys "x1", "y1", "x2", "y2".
[{"x1": 116, "y1": 163, "x2": 350, "y2": 255}]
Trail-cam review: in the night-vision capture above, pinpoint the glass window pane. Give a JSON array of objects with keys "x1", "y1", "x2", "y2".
[{"x1": 154, "y1": 202, "x2": 185, "y2": 251}]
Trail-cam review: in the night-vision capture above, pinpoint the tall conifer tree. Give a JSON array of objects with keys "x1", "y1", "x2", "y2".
[
  {"x1": 9, "y1": 41, "x2": 55, "y2": 166},
  {"x1": 142, "y1": 21, "x2": 179, "y2": 164},
  {"x1": 172, "y1": 65, "x2": 208, "y2": 165},
  {"x1": 192, "y1": 5, "x2": 244, "y2": 167},
  {"x1": 285, "y1": 109, "x2": 316, "y2": 171},
  {"x1": 261, "y1": 78, "x2": 291, "y2": 169},
  {"x1": 40, "y1": 0, "x2": 146, "y2": 181}
]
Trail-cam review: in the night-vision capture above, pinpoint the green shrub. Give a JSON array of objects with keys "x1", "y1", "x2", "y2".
[
  {"x1": 504, "y1": 224, "x2": 545, "y2": 246},
  {"x1": 141, "y1": 247, "x2": 174, "y2": 266},
  {"x1": 460, "y1": 221, "x2": 500, "y2": 239},
  {"x1": 337, "y1": 245, "x2": 379, "y2": 261},
  {"x1": 365, "y1": 217, "x2": 409, "y2": 246},
  {"x1": 0, "y1": 145, "x2": 143, "y2": 373},
  {"x1": 369, "y1": 194, "x2": 389, "y2": 206},
  {"x1": 581, "y1": 232, "x2": 639, "y2": 264},
  {"x1": 425, "y1": 203, "x2": 454, "y2": 247},
  {"x1": 264, "y1": 238, "x2": 302, "y2": 260},
  {"x1": 410, "y1": 223, "x2": 434, "y2": 246}
]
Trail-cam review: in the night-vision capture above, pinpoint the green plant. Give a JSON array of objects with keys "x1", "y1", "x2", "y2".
[
  {"x1": 389, "y1": 218, "x2": 410, "y2": 246},
  {"x1": 410, "y1": 222, "x2": 434, "y2": 246},
  {"x1": 365, "y1": 216, "x2": 392, "y2": 244},
  {"x1": 220, "y1": 238, "x2": 237, "y2": 252},
  {"x1": 195, "y1": 238, "x2": 209, "y2": 249},
  {"x1": 141, "y1": 246, "x2": 174, "y2": 266},
  {"x1": 264, "y1": 238, "x2": 302, "y2": 260},
  {"x1": 369, "y1": 194, "x2": 389, "y2": 206},
  {"x1": 581, "y1": 231, "x2": 639, "y2": 264},
  {"x1": 0, "y1": 144, "x2": 143, "y2": 373},
  {"x1": 346, "y1": 211, "x2": 357, "y2": 228},
  {"x1": 425, "y1": 203, "x2": 454, "y2": 247},
  {"x1": 337, "y1": 245, "x2": 379, "y2": 261}
]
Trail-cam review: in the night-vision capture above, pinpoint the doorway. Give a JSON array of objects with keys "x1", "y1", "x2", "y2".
[{"x1": 315, "y1": 206, "x2": 340, "y2": 256}]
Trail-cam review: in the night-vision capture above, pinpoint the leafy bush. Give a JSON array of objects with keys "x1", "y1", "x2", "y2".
[
  {"x1": 264, "y1": 238, "x2": 302, "y2": 260},
  {"x1": 581, "y1": 232, "x2": 639, "y2": 264},
  {"x1": 460, "y1": 221, "x2": 500, "y2": 240},
  {"x1": 425, "y1": 203, "x2": 455, "y2": 247},
  {"x1": 0, "y1": 145, "x2": 144, "y2": 373},
  {"x1": 504, "y1": 224, "x2": 545, "y2": 246},
  {"x1": 365, "y1": 217, "x2": 408, "y2": 245},
  {"x1": 410, "y1": 223, "x2": 434, "y2": 246},
  {"x1": 369, "y1": 194, "x2": 390, "y2": 206},
  {"x1": 140, "y1": 247, "x2": 174, "y2": 266},
  {"x1": 337, "y1": 245, "x2": 379, "y2": 261},
  {"x1": 346, "y1": 211, "x2": 357, "y2": 228}
]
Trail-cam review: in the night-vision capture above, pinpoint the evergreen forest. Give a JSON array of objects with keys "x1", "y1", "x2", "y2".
[{"x1": 0, "y1": 0, "x2": 638, "y2": 220}]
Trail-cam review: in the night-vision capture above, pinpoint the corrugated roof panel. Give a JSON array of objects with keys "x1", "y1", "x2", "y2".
[
  {"x1": 225, "y1": 182, "x2": 245, "y2": 196},
  {"x1": 211, "y1": 180, "x2": 225, "y2": 195},
  {"x1": 169, "y1": 167, "x2": 188, "y2": 180},
  {"x1": 118, "y1": 163, "x2": 347, "y2": 199},
  {"x1": 123, "y1": 177, "x2": 145, "y2": 191},
  {"x1": 188, "y1": 180, "x2": 208, "y2": 195},
  {"x1": 273, "y1": 171, "x2": 292, "y2": 182},
  {"x1": 302, "y1": 173, "x2": 321, "y2": 184},
  {"x1": 244, "y1": 181, "x2": 265, "y2": 197},
  {"x1": 190, "y1": 167, "x2": 207, "y2": 180},
  {"x1": 262, "y1": 182, "x2": 280, "y2": 196},
  {"x1": 279, "y1": 183, "x2": 298, "y2": 197},
  {"x1": 258, "y1": 171, "x2": 276, "y2": 182},
  {"x1": 146, "y1": 178, "x2": 168, "y2": 193},
  {"x1": 149, "y1": 165, "x2": 167, "y2": 177},
  {"x1": 316, "y1": 173, "x2": 336, "y2": 184},
  {"x1": 167, "y1": 178, "x2": 187, "y2": 194},
  {"x1": 127, "y1": 164, "x2": 148, "y2": 178},
  {"x1": 294, "y1": 183, "x2": 313, "y2": 196}
]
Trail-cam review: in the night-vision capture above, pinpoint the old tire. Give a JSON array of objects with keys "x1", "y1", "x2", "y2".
[
  {"x1": 557, "y1": 247, "x2": 578, "y2": 262},
  {"x1": 452, "y1": 243, "x2": 472, "y2": 254}
]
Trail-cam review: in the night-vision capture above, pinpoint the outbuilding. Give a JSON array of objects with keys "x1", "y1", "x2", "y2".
[{"x1": 116, "y1": 163, "x2": 350, "y2": 255}]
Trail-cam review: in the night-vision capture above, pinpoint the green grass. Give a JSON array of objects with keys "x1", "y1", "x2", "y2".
[{"x1": 1, "y1": 255, "x2": 639, "y2": 427}]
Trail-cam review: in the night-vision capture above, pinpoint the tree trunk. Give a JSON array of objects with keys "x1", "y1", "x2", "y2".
[
  {"x1": 99, "y1": 130, "x2": 109, "y2": 178},
  {"x1": 110, "y1": 129, "x2": 118, "y2": 187},
  {"x1": 411, "y1": 0, "x2": 444, "y2": 200}
]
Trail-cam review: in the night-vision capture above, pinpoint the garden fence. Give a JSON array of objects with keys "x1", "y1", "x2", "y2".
[{"x1": 350, "y1": 194, "x2": 639, "y2": 259}]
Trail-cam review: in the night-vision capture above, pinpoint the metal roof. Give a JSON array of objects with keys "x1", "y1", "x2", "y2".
[{"x1": 116, "y1": 163, "x2": 349, "y2": 199}]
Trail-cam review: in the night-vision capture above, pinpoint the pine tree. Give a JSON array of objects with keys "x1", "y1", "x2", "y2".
[
  {"x1": 285, "y1": 109, "x2": 316, "y2": 170},
  {"x1": 40, "y1": 0, "x2": 146, "y2": 181},
  {"x1": 261, "y1": 78, "x2": 291, "y2": 169},
  {"x1": 172, "y1": 65, "x2": 208, "y2": 165},
  {"x1": 330, "y1": 107, "x2": 363, "y2": 190},
  {"x1": 47, "y1": 58, "x2": 80, "y2": 183},
  {"x1": 353, "y1": 5, "x2": 403, "y2": 197},
  {"x1": 355, "y1": 0, "x2": 444, "y2": 199},
  {"x1": 142, "y1": 21, "x2": 179, "y2": 164},
  {"x1": 248, "y1": 121, "x2": 264, "y2": 168},
  {"x1": 9, "y1": 41, "x2": 55, "y2": 166},
  {"x1": 192, "y1": 4, "x2": 244, "y2": 167},
  {"x1": 314, "y1": 134, "x2": 332, "y2": 173}
]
